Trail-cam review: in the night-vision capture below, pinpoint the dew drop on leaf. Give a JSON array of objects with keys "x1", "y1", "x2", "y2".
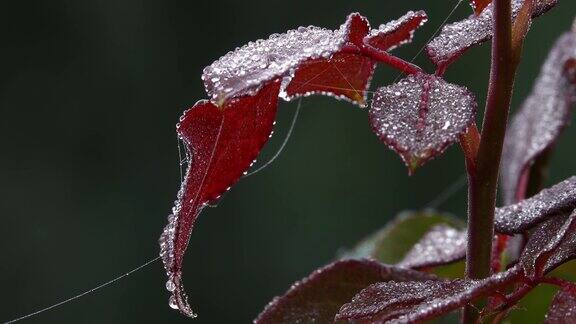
[
  {"x1": 169, "y1": 295, "x2": 179, "y2": 310},
  {"x1": 166, "y1": 279, "x2": 176, "y2": 292}
]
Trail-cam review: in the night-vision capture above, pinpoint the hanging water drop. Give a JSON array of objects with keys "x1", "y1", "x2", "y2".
[
  {"x1": 169, "y1": 295, "x2": 179, "y2": 310},
  {"x1": 166, "y1": 279, "x2": 176, "y2": 292}
]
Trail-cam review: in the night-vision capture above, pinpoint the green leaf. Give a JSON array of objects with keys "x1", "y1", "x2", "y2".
[{"x1": 341, "y1": 210, "x2": 464, "y2": 264}]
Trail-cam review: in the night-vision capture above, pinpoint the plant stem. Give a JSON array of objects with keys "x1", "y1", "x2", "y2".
[
  {"x1": 359, "y1": 43, "x2": 422, "y2": 75},
  {"x1": 463, "y1": 0, "x2": 518, "y2": 322}
]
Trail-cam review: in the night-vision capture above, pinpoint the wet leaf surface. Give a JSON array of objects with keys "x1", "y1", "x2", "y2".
[
  {"x1": 501, "y1": 27, "x2": 576, "y2": 204},
  {"x1": 159, "y1": 80, "x2": 281, "y2": 317},
  {"x1": 363, "y1": 11, "x2": 428, "y2": 52},
  {"x1": 284, "y1": 12, "x2": 427, "y2": 106},
  {"x1": 495, "y1": 176, "x2": 576, "y2": 234},
  {"x1": 336, "y1": 266, "x2": 521, "y2": 323},
  {"x1": 369, "y1": 73, "x2": 476, "y2": 173},
  {"x1": 255, "y1": 259, "x2": 437, "y2": 324},
  {"x1": 519, "y1": 210, "x2": 576, "y2": 279},
  {"x1": 203, "y1": 12, "x2": 428, "y2": 105},
  {"x1": 426, "y1": 0, "x2": 558, "y2": 70},
  {"x1": 398, "y1": 224, "x2": 467, "y2": 269}
]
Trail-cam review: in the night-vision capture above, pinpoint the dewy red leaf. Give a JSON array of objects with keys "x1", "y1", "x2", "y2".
[
  {"x1": 518, "y1": 210, "x2": 576, "y2": 279},
  {"x1": 202, "y1": 17, "x2": 351, "y2": 104},
  {"x1": 398, "y1": 225, "x2": 467, "y2": 269},
  {"x1": 545, "y1": 283, "x2": 576, "y2": 323},
  {"x1": 159, "y1": 80, "x2": 281, "y2": 317},
  {"x1": 369, "y1": 73, "x2": 476, "y2": 173},
  {"x1": 501, "y1": 26, "x2": 576, "y2": 204},
  {"x1": 495, "y1": 176, "x2": 576, "y2": 234},
  {"x1": 426, "y1": 0, "x2": 558, "y2": 70},
  {"x1": 336, "y1": 265, "x2": 522, "y2": 323},
  {"x1": 284, "y1": 12, "x2": 427, "y2": 106},
  {"x1": 363, "y1": 11, "x2": 428, "y2": 52},
  {"x1": 283, "y1": 51, "x2": 376, "y2": 106},
  {"x1": 471, "y1": 0, "x2": 492, "y2": 15},
  {"x1": 255, "y1": 259, "x2": 437, "y2": 324},
  {"x1": 282, "y1": 13, "x2": 375, "y2": 106}
]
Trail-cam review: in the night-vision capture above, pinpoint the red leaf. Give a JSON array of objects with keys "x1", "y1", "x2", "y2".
[
  {"x1": 501, "y1": 28, "x2": 576, "y2": 204},
  {"x1": 471, "y1": 0, "x2": 492, "y2": 15},
  {"x1": 255, "y1": 259, "x2": 438, "y2": 324},
  {"x1": 369, "y1": 73, "x2": 476, "y2": 173},
  {"x1": 518, "y1": 210, "x2": 576, "y2": 279},
  {"x1": 345, "y1": 12, "x2": 371, "y2": 48},
  {"x1": 284, "y1": 12, "x2": 427, "y2": 106},
  {"x1": 495, "y1": 176, "x2": 576, "y2": 234},
  {"x1": 545, "y1": 283, "x2": 576, "y2": 323},
  {"x1": 426, "y1": 0, "x2": 558, "y2": 71},
  {"x1": 281, "y1": 13, "x2": 376, "y2": 106},
  {"x1": 202, "y1": 18, "x2": 352, "y2": 104},
  {"x1": 159, "y1": 80, "x2": 281, "y2": 317},
  {"x1": 283, "y1": 51, "x2": 375, "y2": 106},
  {"x1": 364, "y1": 11, "x2": 428, "y2": 52},
  {"x1": 336, "y1": 265, "x2": 522, "y2": 323}
]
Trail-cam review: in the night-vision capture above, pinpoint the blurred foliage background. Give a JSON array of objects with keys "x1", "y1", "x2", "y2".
[{"x1": 1, "y1": 1, "x2": 575, "y2": 323}]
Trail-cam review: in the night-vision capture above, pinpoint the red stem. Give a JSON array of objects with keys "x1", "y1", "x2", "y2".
[
  {"x1": 358, "y1": 43, "x2": 422, "y2": 75},
  {"x1": 463, "y1": 0, "x2": 519, "y2": 321},
  {"x1": 541, "y1": 277, "x2": 573, "y2": 288}
]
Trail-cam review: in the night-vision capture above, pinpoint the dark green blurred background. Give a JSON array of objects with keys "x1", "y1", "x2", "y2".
[{"x1": 1, "y1": 1, "x2": 575, "y2": 323}]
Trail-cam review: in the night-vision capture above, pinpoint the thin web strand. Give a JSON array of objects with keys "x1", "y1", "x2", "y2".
[
  {"x1": 177, "y1": 136, "x2": 185, "y2": 183},
  {"x1": 392, "y1": 0, "x2": 465, "y2": 83},
  {"x1": 3, "y1": 257, "x2": 161, "y2": 324},
  {"x1": 424, "y1": 173, "x2": 467, "y2": 209},
  {"x1": 244, "y1": 99, "x2": 302, "y2": 177}
]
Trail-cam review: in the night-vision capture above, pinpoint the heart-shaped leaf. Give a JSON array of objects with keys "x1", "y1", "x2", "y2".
[
  {"x1": 398, "y1": 225, "x2": 467, "y2": 269},
  {"x1": 336, "y1": 265, "x2": 522, "y2": 323},
  {"x1": 501, "y1": 27, "x2": 576, "y2": 204},
  {"x1": 284, "y1": 12, "x2": 427, "y2": 106},
  {"x1": 369, "y1": 73, "x2": 476, "y2": 173},
  {"x1": 159, "y1": 80, "x2": 281, "y2": 317},
  {"x1": 426, "y1": 0, "x2": 558, "y2": 70},
  {"x1": 545, "y1": 283, "x2": 576, "y2": 323},
  {"x1": 495, "y1": 176, "x2": 576, "y2": 234},
  {"x1": 342, "y1": 211, "x2": 463, "y2": 264},
  {"x1": 255, "y1": 259, "x2": 438, "y2": 324}
]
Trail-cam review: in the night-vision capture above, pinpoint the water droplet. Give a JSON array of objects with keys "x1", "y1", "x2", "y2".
[
  {"x1": 169, "y1": 295, "x2": 178, "y2": 309},
  {"x1": 166, "y1": 280, "x2": 176, "y2": 292}
]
